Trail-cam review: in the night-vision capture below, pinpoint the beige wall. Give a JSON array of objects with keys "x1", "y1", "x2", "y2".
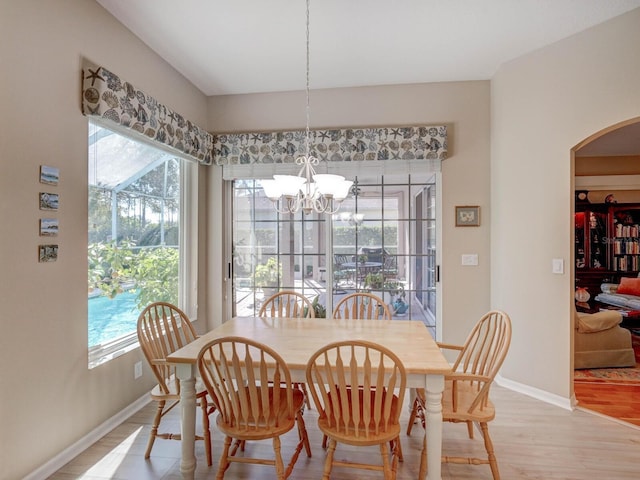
[
  {"x1": 491, "y1": 8, "x2": 640, "y2": 398},
  {"x1": 0, "y1": 1, "x2": 208, "y2": 478},
  {"x1": 206, "y1": 81, "x2": 493, "y2": 346},
  {"x1": 4, "y1": 0, "x2": 639, "y2": 477}
]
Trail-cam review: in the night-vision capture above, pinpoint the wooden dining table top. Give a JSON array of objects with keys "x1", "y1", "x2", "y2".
[{"x1": 168, "y1": 316, "x2": 451, "y2": 377}]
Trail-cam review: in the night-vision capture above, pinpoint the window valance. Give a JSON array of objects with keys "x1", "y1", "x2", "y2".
[
  {"x1": 81, "y1": 58, "x2": 214, "y2": 165},
  {"x1": 214, "y1": 125, "x2": 447, "y2": 167}
]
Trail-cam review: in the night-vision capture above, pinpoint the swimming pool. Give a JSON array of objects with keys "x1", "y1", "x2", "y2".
[{"x1": 88, "y1": 291, "x2": 140, "y2": 347}]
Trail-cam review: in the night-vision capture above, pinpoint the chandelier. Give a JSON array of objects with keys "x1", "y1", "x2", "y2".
[{"x1": 261, "y1": 0, "x2": 352, "y2": 215}]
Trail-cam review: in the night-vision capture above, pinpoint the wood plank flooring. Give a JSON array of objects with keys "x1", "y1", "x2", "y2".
[
  {"x1": 574, "y1": 381, "x2": 640, "y2": 427},
  {"x1": 46, "y1": 385, "x2": 640, "y2": 480}
]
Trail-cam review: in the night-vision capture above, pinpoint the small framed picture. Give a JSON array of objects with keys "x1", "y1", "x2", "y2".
[
  {"x1": 456, "y1": 206, "x2": 480, "y2": 227},
  {"x1": 38, "y1": 244, "x2": 58, "y2": 262},
  {"x1": 39, "y1": 192, "x2": 59, "y2": 211},
  {"x1": 40, "y1": 165, "x2": 59, "y2": 185},
  {"x1": 40, "y1": 218, "x2": 59, "y2": 236}
]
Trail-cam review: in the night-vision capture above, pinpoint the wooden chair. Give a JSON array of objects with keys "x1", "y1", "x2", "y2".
[
  {"x1": 333, "y1": 292, "x2": 392, "y2": 320},
  {"x1": 259, "y1": 290, "x2": 314, "y2": 408},
  {"x1": 259, "y1": 290, "x2": 315, "y2": 318},
  {"x1": 306, "y1": 340, "x2": 406, "y2": 480},
  {"x1": 136, "y1": 302, "x2": 215, "y2": 465},
  {"x1": 197, "y1": 336, "x2": 311, "y2": 480},
  {"x1": 406, "y1": 310, "x2": 512, "y2": 480}
]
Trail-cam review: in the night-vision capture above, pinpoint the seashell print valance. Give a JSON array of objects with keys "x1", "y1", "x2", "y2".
[
  {"x1": 214, "y1": 125, "x2": 447, "y2": 166},
  {"x1": 81, "y1": 59, "x2": 214, "y2": 165}
]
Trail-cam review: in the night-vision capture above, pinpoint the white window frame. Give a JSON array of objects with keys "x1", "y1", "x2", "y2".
[{"x1": 87, "y1": 126, "x2": 199, "y2": 368}]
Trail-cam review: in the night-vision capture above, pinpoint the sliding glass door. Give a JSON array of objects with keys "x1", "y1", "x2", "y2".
[{"x1": 230, "y1": 173, "x2": 437, "y2": 329}]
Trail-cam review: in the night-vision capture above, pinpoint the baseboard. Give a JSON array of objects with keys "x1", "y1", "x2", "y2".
[
  {"x1": 497, "y1": 374, "x2": 574, "y2": 411},
  {"x1": 24, "y1": 393, "x2": 150, "y2": 480}
]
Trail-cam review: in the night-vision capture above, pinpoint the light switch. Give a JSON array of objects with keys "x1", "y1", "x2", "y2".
[
  {"x1": 461, "y1": 254, "x2": 478, "y2": 266},
  {"x1": 552, "y1": 258, "x2": 564, "y2": 274}
]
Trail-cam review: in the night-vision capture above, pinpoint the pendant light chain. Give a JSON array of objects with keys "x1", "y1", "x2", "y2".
[
  {"x1": 305, "y1": 0, "x2": 311, "y2": 159},
  {"x1": 260, "y1": 0, "x2": 353, "y2": 215}
]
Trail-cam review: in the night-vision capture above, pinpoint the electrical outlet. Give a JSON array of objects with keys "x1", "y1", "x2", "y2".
[{"x1": 134, "y1": 361, "x2": 143, "y2": 379}]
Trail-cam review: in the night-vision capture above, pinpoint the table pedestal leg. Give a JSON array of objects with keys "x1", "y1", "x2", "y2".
[
  {"x1": 423, "y1": 373, "x2": 444, "y2": 480},
  {"x1": 176, "y1": 363, "x2": 197, "y2": 479}
]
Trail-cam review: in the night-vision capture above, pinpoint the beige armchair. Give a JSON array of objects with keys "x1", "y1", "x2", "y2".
[{"x1": 574, "y1": 308, "x2": 635, "y2": 369}]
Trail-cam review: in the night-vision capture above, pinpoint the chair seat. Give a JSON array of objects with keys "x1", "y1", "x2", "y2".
[
  {"x1": 216, "y1": 386, "x2": 305, "y2": 441},
  {"x1": 318, "y1": 388, "x2": 401, "y2": 446},
  {"x1": 416, "y1": 382, "x2": 496, "y2": 423},
  {"x1": 444, "y1": 383, "x2": 495, "y2": 422}
]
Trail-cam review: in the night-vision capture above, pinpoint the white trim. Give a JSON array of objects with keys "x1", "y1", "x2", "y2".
[
  {"x1": 575, "y1": 174, "x2": 640, "y2": 190},
  {"x1": 181, "y1": 160, "x2": 199, "y2": 320},
  {"x1": 434, "y1": 173, "x2": 443, "y2": 342},
  {"x1": 222, "y1": 158, "x2": 441, "y2": 181},
  {"x1": 496, "y1": 374, "x2": 574, "y2": 411},
  {"x1": 23, "y1": 394, "x2": 151, "y2": 480}
]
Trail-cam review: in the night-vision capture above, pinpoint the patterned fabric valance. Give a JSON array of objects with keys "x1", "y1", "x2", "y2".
[
  {"x1": 214, "y1": 125, "x2": 447, "y2": 166},
  {"x1": 81, "y1": 59, "x2": 214, "y2": 165}
]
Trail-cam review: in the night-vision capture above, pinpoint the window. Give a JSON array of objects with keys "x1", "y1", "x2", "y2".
[
  {"x1": 87, "y1": 121, "x2": 194, "y2": 367},
  {"x1": 231, "y1": 173, "x2": 436, "y2": 328}
]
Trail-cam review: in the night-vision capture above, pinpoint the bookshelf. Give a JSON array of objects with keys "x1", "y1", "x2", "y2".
[{"x1": 575, "y1": 203, "x2": 640, "y2": 296}]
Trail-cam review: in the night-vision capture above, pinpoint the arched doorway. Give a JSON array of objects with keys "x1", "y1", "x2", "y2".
[{"x1": 572, "y1": 117, "x2": 640, "y2": 425}]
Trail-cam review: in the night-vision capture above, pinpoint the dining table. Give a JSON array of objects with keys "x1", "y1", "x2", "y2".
[{"x1": 167, "y1": 316, "x2": 451, "y2": 479}]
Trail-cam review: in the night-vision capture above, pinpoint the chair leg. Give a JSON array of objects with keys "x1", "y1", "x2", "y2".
[
  {"x1": 390, "y1": 436, "x2": 403, "y2": 462},
  {"x1": 379, "y1": 441, "x2": 392, "y2": 480},
  {"x1": 322, "y1": 433, "x2": 328, "y2": 449},
  {"x1": 297, "y1": 382, "x2": 311, "y2": 409},
  {"x1": 323, "y1": 438, "x2": 337, "y2": 480},
  {"x1": 391, "y1": 439, "x2": 401, "y2": 479},
  {"x1": 406, "y1": 397, "x2": 421, "y2": 435},
  {"x1": 419, "y1": 433, "x2": 427, "y2": 480},
  {"x1": 273, "y1": 436, "x2": 285, "y2": 480},
  {"x1": 480, "y1": 422, "x2": 500, "y2": 480},
  {"x1": 297, "y1": 410, "x2": 312, "y2": 458},
  {"x1": 216, "y1": 436, "x2": 232, "y2": 480},
  {"x1": 200, "y1": 396, "x2": 213, "y2": 466},
  {"x1": 145, "y1": 400, "x2": 165, "y2": 459},
  {"x1": 466, "y1": 420, "x2": 474, "y2": 439}
]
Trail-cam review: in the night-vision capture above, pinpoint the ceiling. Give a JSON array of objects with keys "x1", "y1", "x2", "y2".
[
  {"x1": 96, "y1": 0, "x2": 640, "y2": 156},
  {"x1": 96, "y1": 0, "x2": 640, "y2": 97}
]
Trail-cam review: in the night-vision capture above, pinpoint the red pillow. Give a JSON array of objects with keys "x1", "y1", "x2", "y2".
[{"x1": 616, "y1": 277, "x2": 640, "y2": 296}]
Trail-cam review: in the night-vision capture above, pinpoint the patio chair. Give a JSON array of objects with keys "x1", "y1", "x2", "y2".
[{"x1": 334, "y1": 254, "x2": 355, "y2": 290}]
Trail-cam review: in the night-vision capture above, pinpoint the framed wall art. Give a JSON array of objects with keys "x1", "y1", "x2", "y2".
[
  {"x1": 38, "y1": 244, "x2": 58, "y2": 262},
  {"x1": 39, "y1": 192, "x2": 59, "y2": 211},
  {"x1": 455, "y1": 206, "x2": 480, "y2": 227},
  {"x1": 39, "y1": 218, "x2": 59, "y2": 236},
  {"x1": 40, "y1": 165, "x2": 59, "y2": 185}
]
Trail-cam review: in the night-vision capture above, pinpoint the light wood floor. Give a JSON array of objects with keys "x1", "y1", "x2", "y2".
[{"x1": 47, "y1": 385, "x2": 640, "y2": 480}]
